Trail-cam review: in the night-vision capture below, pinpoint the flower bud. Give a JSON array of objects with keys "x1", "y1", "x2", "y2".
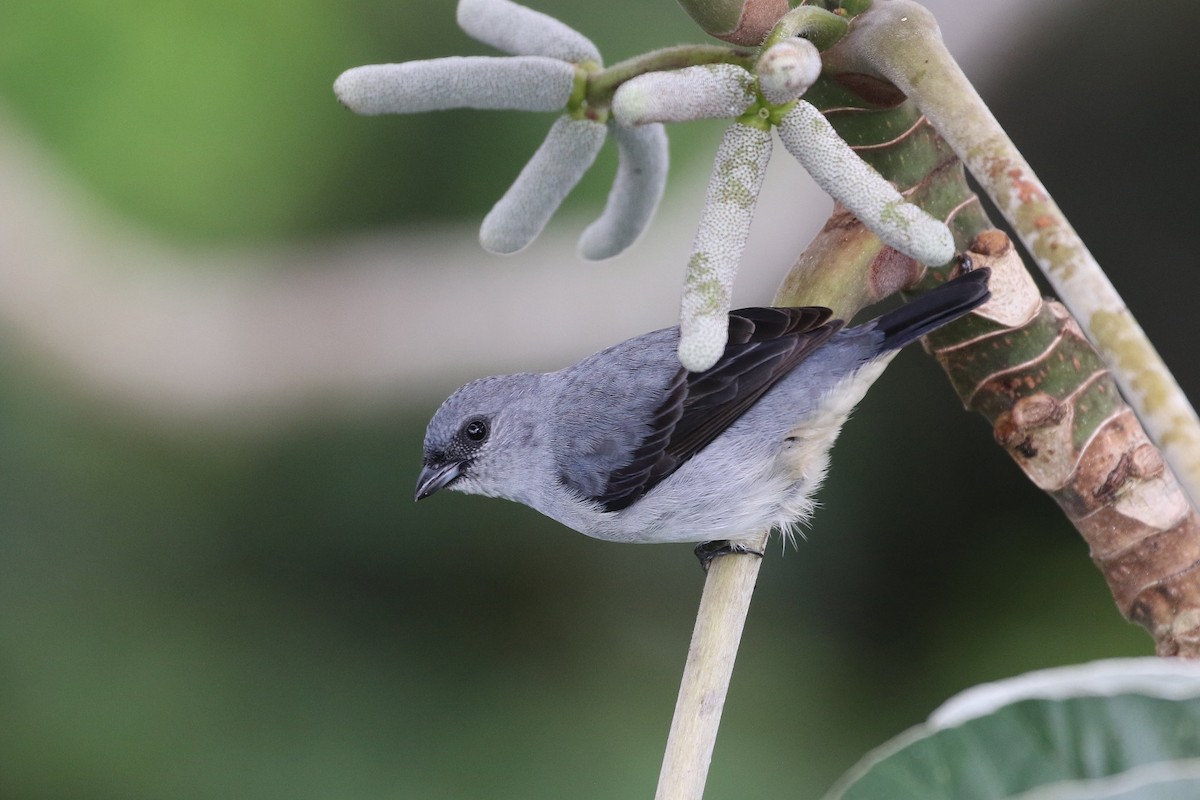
[
  {"x1": 456, "y1": 0, "x2": 601, "y2": 63},
  {"x1": 678, "y1": 122, "x2": 773, "y2": 371},
  {"x1": 612, "y1": 64, "x2": 756, "y2": 126},
  {"x1": 578, "y1": 122, "x2": 669, "y2": 260},
  {"x1": 777, "y1": 102, "x2": 954, "y2": 266},
  {"x1": 334, "y1": 56, "x2": 575, "y2": 114},
  {"x1": 756, "y1": 38, "x2": 822, "y2": 105},
  {"x1": 480, "y1": 116, "x2": 607, "y2": 254}
]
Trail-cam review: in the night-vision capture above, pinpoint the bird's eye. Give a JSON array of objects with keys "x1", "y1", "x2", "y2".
[{"x1": 464, "y1": 418, "x2": 489, "y2": 442}]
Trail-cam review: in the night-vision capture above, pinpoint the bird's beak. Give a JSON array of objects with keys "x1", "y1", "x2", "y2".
[{"x1": 415, "y1": 460, "x2": 464, "y2": 501}]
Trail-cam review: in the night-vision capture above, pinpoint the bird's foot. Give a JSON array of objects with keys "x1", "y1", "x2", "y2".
[{"x1": 694, "y1": 540, "x2": 764, "y2": 573}]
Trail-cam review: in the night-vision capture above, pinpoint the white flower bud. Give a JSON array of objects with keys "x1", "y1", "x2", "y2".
[
  {"x1": 578, "y1": 122, "x2": 669, "y2": 261},
  {"x1": 756, "y1": 38, "x2": 822, "y2": 105},
  {"x1": 480, "y1": 116, "x2": 607, "y2": 254},
  {"x1": 612, "y1": 64, "x2": 756, "y2": 126},
  {"x1": 777, "y1": 102, "x2": 954, "y2": 266},
  {"x1": 678, "y1": 122, "x2": 773, "y2": 372},
  {"x1": 457, "y1": 0, "x2": 601, "y2": 63},
  {"x1": 334, "y1": 57, "x2": 575, "y2": 114}
]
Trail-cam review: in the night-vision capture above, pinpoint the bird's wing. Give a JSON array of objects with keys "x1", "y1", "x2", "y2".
[{"x1": 556, "y1": 307, "x2": 843, "y2": 513}]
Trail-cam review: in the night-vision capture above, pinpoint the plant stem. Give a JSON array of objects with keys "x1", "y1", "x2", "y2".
[
  {"x1": 588, "y1": 45, "x2": 756, "y2": 107},
  {"x1": 761, "y1": 4, "x2": 848, "y2": 51},
  {"x1": 655, "y1": 532, "x2": 769, "y2": 800},
  {"x1": 827, "y1": 0, "x2": 1200, "y2": 510},
  {"x1": 655, "y1": 195, "x2": 910, "y2": 793}
]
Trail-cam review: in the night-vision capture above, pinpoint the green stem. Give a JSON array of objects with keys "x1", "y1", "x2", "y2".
[
  {"x1": 587, "y1": 44, "x2": 756, "y2": 107},
  {"x1": 673, "y1": 0, "x2": 750, "y2": 40},
  {"x1": 828, "y1": 0, "x2": 1200, "y2": 512},
  {"x1": 837, "y1": 0, "x2": 874, "y2": 17},
  {"x1": 762, "y1": 4, "x2": 848, "y2": 51}
]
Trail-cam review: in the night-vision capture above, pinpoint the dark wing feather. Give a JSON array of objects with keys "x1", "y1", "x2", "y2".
[
  {"x1": 593, "y1": 369, "x2": 687, "y2": 511},
  {"x1": 595, "y1": 306, "x2": 842, "y2": 512}
]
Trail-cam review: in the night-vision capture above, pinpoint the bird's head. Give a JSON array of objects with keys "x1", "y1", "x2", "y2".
[{"x1": 416, "y1": 373, "x2": 545, "y2": 502}]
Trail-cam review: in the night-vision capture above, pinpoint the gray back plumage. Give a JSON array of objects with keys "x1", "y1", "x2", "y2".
[
  {"x1": 551, "y1": 328, "x2": 683, "y2": 503},
  {"x1": 554, "y1": 307, "x2": 843, "y2": 512}
]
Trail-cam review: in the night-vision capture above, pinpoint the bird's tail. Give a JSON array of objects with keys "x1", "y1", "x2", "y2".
[{"x1": 873, "y1": 267, "x2": 991, "y2": 352}]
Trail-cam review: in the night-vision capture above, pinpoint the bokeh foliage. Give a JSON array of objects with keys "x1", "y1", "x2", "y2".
[{"x1": 0, "y1": 0, "x2": 719, "y2": 242}]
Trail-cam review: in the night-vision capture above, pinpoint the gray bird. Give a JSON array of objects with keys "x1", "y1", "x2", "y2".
[{"x1": 416, "y1": 268, "x2": 989, "y2": 551}]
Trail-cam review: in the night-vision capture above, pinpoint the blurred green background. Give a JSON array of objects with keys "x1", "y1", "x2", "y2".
[{"x1": 0, "y1": 1, "x2": 1196, "y2": 797}]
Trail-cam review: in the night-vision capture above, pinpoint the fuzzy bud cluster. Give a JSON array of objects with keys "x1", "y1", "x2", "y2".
[
  {"x1": 335, "y1": 2, "x2": 957, "y2": 372},
  {"x1": 334, "y1": 0, "x2": 667, "y2": 259},
  {"x1": 610, "y1": 38, "x2": 953, "y2": 369}
]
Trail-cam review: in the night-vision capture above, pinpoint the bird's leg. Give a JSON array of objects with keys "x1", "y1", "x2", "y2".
[{"x1": 693, "y1": 540, "x2": 764, "y2": 573}]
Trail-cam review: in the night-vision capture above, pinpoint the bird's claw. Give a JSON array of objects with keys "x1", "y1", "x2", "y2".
[{"x1": 693, "y1": 540, "x2": 764, "y2": 573}]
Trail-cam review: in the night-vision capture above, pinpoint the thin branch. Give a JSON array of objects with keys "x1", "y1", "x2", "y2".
[
  {"x1": 760, "y1": 4, "x2": 848, "y2": 51},
  {"x1": 654, "y1": 201, "x2": 917, "y2": 795},
  {"x1": 588, "y1": 45, "x2": 757, "y2": 107},
  {"x1": 655, "y1": 532, "x2": 769, "y2": 800}
]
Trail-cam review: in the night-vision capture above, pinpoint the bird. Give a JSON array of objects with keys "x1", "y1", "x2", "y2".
[{"x1": 416, "y1": 267, "x2": 990, "y2": 555}]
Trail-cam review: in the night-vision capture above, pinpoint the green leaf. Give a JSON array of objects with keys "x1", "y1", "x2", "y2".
[{"x1": 824, "y1": 659, "x2": 1200, "y2": 800}]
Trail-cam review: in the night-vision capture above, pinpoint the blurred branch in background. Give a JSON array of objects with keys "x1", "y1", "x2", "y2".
[{"x1": 0, "y1": 102, "x2": 807, "y2": 422}]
